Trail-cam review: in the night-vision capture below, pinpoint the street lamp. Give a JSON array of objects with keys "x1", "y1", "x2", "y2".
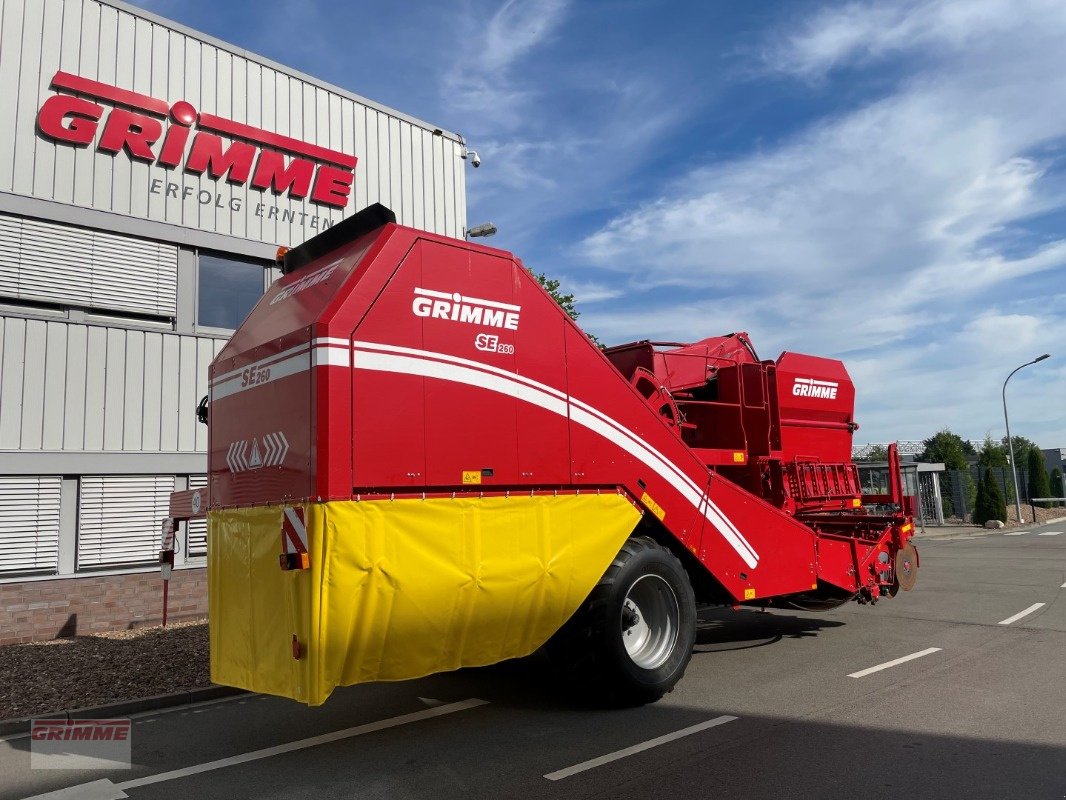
[
  {"x1": 1002, "y1": 353, "x2": 1050, "y2": 523},
  {"x1": 466, "y1": 222, "x2": 497, "y2": 239}
]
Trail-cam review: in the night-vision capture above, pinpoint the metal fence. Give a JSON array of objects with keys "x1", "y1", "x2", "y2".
[
  {"x1": 857, "y1": 462, "x2": 946, "y2": 526},
  {"x1": 942, "y1": 466, "x2": 1023, "y2": 522},
  {"x1": 859, "y1": 455, "x2": 1063, "y2": 525}
]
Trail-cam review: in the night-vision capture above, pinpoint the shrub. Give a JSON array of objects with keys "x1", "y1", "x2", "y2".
[{"x1": 973, "y1": 468, "x2": 1006, "y2": 525}]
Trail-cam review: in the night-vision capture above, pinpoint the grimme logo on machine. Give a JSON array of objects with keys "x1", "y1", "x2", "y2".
[
  {"x1": 270, "y1": 262, "x2": 340, "y2": 305},
  {"x1": 36, "y1": 71, "x2": 357, "y2": 210},
  {"x1": 412, "y1": 287, "x2": 521, "y2": 330},
  {"x1": 792, "y1": 377, "x2": 839, "y2": 399}
]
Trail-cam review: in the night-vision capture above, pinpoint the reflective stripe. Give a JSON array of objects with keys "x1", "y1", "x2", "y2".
[{"x1": 209, "y1": 339, "x2": 348, "y2": 400}]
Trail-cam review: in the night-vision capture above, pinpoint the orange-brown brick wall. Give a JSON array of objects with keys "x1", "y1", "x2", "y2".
[{"x1": 0, "y1": 569, "x2": 206, "y2": 645}]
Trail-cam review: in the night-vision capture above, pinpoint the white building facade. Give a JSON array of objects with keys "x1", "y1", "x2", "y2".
[{"x1": 0, "y1": 0, "x2": 467, "y2": 596}]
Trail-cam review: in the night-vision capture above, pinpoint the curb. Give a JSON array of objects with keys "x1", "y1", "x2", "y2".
[
  {"x1": 913, "y1": 527, "x2": 983, "y2": 539},
  {"x1": 0, "y1": 685, "x2": 247, "y2": 737}
]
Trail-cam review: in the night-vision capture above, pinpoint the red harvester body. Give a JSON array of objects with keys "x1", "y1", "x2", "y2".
[{"x1": 170, "y1": 204, "x2": 915, "y2": 705}]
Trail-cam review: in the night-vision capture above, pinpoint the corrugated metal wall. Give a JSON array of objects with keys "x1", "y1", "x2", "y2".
[
  {"x1": 0, "y1": 0, "x2": 467, "y2": 246},
  {"x1": 0, "y1": 0, "x2": 468, "y2": 580},
  {"x1": 0, "y1": 316, "x2": 222, "y2": 452}
]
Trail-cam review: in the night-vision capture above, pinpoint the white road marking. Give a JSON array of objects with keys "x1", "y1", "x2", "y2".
[
  {"x1": 1061, "y1": 581, "x2": 1066, "y2": 589},
  {"x1": 1038, "y1": 531, "x2": 1062, "y2": 536},
  {"x1": 543, "y1": 715, "x2": 738, "y2": 780},
  {"x1": 1004, "y1": 531, "x2": 1028, "y2": 536},
  {"x1": 998, "y1": 603, "x2": 1047, "y2": 625},
  {"x1": 847, "y1": 647, "x2": 942, "y2": 678},
  {"x1": 21, "y1": 699, "x2": 488, "y2": 800}
]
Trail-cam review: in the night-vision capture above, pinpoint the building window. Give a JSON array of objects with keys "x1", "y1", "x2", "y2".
[
  {"x1": 0, "y1": 476, "x2": 61, "y2": 576},
  {"x1": 77, "y1": 476, "x2": 174, "y2": 570},
  {"x1": 197, "y1": 252, "x2": 267, "y2": 330}
]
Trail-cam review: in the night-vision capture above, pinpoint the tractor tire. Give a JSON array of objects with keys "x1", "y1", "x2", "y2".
[{"x1": 547, "y1": 536, "x2": 697, "y2": 706}]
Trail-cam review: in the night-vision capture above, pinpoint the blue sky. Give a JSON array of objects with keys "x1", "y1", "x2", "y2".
[{"x1": 143, "y1": 0, "x2": 1066, "y2": 449}]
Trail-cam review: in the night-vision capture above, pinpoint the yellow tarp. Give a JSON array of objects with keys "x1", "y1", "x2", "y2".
[{"x1": 208, "y1": 494, "x2": 639, "y2": 705}]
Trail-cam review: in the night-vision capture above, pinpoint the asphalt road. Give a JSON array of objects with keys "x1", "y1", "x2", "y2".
[{"x1": 3, "y1": 519, "x2": 1066, "y2": 800}]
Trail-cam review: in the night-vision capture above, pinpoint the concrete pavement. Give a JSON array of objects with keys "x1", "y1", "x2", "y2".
[{"x1": 3, "y1": 517, "x2": 1065, "y2": 799}]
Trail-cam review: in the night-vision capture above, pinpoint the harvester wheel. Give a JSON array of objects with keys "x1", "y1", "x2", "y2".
[
  {"x1": 895, "y1": 543, "x2": 919, "y2": 591},
  {"x1": 547, "y1": 536, "x2": 696, "y2": 706}
]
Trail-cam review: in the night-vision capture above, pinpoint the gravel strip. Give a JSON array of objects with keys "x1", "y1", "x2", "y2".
[{"x1": 0, "y1": 619, "x2": 210, "y2": 720}]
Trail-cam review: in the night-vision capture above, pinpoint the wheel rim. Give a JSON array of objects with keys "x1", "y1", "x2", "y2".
[{"x1": 620, "y1": 574, "x2": 680, "y2": 670}]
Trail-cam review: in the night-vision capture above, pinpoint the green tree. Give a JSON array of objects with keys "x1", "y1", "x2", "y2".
[
  {"x1": 919, "y1": 430, "x2": 975, "y2": 518},
  {"x1": 1002, "y1": 434, "x2": 1039, "y2": 461},
  {"x1": 531, "y1": 270, "x2": 601, "y2": 346},
  {"x1": 1051, "y1": 468, "x2": 1064, "y2": 499},
  {"x1": 973, "y1": 468, "x2": 990, "y2": 525},
  {"x1": 1001, "y1": 435, "x2": 1038, "y2": 499},
  {"x1": 1028, "y1": 447, "x2": 1052, "y2": 507},
  {"x1": 975, "y1": 435, "x2": 1017, "y2": 502},
  {"x1": 959, "y1": 471, "x2": 977, "y2": 520},
  {"x1": 993, "y1": 469, "x2": 1009, "y2": 522},
  {"x1": 918, "y1": 429, "x2": 975, "y2": 469},
  {"x1": 974, "y1": 467, "x2": 1007, "y2": 525},
  {"x1": 978, "y1": 434, "x2": 1008, "y2": 467},
  {"x1": 532, "y1": 271, "x2": 578, "y2": 321}
]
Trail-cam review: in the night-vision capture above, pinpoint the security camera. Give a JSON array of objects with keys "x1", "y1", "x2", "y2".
[{"x1": 462, "y1": 148, "x2": 481, "y2": 168}]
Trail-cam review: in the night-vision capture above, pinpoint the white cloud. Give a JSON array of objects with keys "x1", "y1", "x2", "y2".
[
  {"x1": 482, "y1": 0, "x2": 569, "y2": 71},
  {"x1": 767, "y1": 0, "x2": 1050, "y2": 78},
  {"x1": 442, "y1": 0, "x2": 570, "y2": 130},
  {"x1": 846, "y1": 310, "x2": 1064, "y2": 443},
  {"x1": 577, "y1": 0, "x2": 1066, "y2": 444},
  {"x1": 544, "y1": 276, "x2": 622, "y2": 305}
]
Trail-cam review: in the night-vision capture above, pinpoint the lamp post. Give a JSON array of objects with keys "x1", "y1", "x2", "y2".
[
  {"x1": 1002, "y1": 354, "x2": 1050, "y2": 524},
  {"x1": 465, "y1": 222, "x2": 497, "y2": 239}
]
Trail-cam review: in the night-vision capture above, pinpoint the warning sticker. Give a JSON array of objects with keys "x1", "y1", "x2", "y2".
[
  {"x1": 639, "y1": 492, "x2": 666, "y2": 521},
  {"x1": 462, "y1": 471, "x2": 482, "y2": 485}
]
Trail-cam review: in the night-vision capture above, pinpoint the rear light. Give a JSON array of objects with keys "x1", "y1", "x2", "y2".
[{"x1": 280, "y1": 552, "x2": 310, "y2": 571}]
